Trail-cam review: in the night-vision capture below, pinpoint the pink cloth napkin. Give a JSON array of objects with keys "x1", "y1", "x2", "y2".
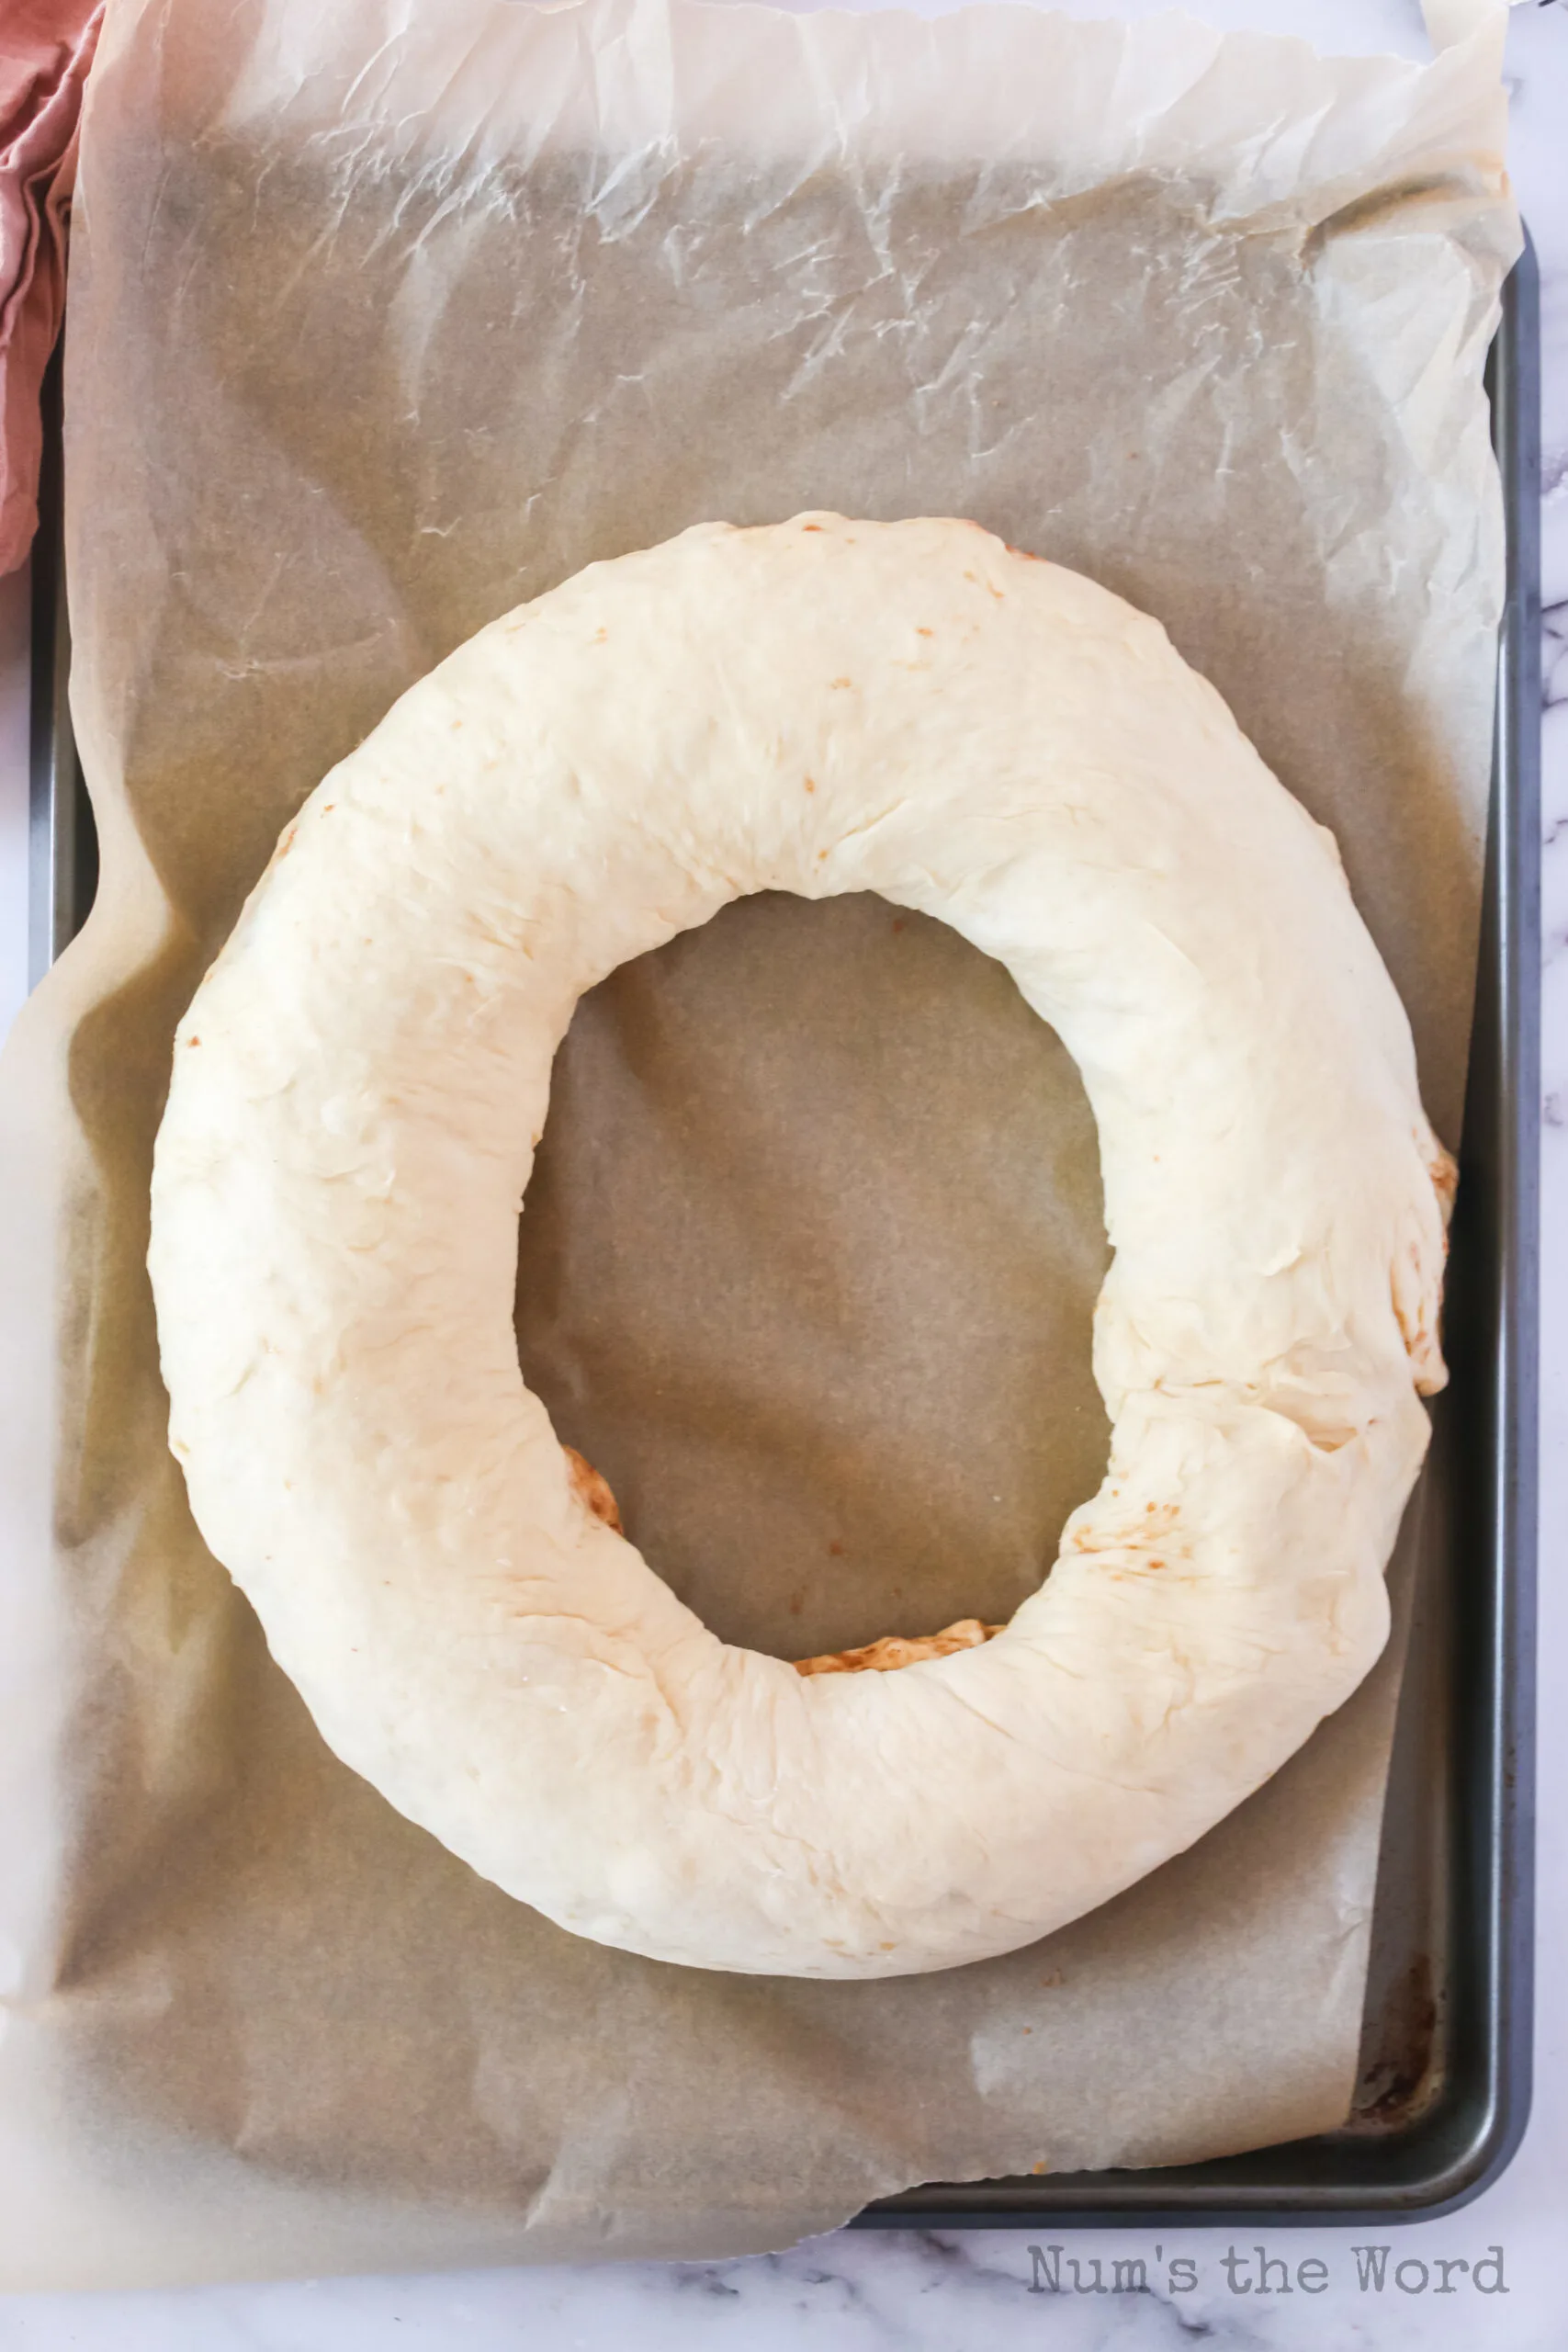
[{"x1": 1, "y1": 0, "x2": 101, "y2": 575}]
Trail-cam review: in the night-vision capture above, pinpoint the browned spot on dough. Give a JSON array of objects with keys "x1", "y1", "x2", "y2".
[
  {"x1": 916, "y1": 626, "x2": 933, "y2": 638},
  {"x1": 805, "y1": 777, "x2": 817, "y2": 793},
  {"x1": 186, "y1": 1035, "x2": 200, "y2": 1047},
  {"x1": 562, "y1": 1446, "x2": 622, "y2": 1533},
  {"x1": 794, "y1": 1617, "x2": 1003, "y2": 1678},
  {"x1": 802, "y1": 522, "x2": 823, "y2": 531},
  {"x1": 830, "y1": 676, "x2": 852, "y2": 689}
]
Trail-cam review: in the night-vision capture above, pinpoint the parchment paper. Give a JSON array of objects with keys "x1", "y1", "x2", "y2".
[{"x1": 0, "y1": 0, "x2": 1518, "y2": 2287}]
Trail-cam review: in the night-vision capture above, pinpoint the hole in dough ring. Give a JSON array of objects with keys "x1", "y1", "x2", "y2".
[{"x1": 149, "y1": 514, "x2": 1452, "y2": 1981}]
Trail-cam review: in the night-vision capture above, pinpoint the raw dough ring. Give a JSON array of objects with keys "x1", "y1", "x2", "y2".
[{"x1": 149, "y1": 515, "x2": 1451, "y2": 1980}]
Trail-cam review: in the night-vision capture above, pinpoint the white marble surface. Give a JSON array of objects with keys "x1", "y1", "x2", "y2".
[{"x1": 0, "y1": 0, "x2": 1563, "y2": 2342}]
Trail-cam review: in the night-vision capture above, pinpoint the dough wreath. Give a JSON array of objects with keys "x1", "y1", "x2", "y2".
[{"x1": 149, "y1": 514, "x2": 1451, "y2": 1981}]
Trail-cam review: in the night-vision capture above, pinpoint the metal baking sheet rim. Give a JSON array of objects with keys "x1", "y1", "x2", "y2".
[{"x1": 28, "y1": 239, "x2": 1540, "y2": 2232}]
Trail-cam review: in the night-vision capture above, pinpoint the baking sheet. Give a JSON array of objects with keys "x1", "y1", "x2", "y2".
[{"x1": 0, "y1": 0, "x2": 1518, "y2": 2285}]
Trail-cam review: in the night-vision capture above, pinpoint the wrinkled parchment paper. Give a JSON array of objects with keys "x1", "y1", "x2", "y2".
[{"x1": 0, "y1": 0, "x2": 1518, "y2": 2287}]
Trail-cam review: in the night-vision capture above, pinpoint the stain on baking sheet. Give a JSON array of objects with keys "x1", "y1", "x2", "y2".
[
  {"x1": 514, "y1": 889, "x2": 1111, "y2": 1660},
  {"x1": 1348, "y1": 1954, "x2": 1443, "y2": 2132}
]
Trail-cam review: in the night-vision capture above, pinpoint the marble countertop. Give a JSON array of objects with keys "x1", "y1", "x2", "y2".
[{"x1": 1, "y1": 0, "x2": 1563, "y2": 2343}]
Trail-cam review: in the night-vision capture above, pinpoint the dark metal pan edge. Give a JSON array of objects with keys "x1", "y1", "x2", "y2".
[{"x1": 28, "y1": 344, "x2": 95, "y2": 983}]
